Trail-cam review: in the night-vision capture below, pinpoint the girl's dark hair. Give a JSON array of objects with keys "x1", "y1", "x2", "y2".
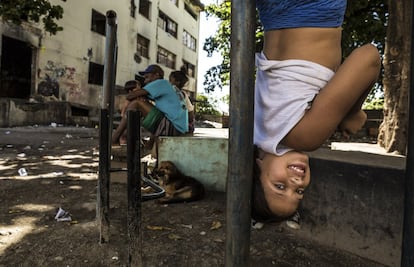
[
  {"x1": 251, "y1": 145, "x2": 289, "y2": 223},
  {"x1": 170, "y1": 70, "x2": 189, "y2": 89}
]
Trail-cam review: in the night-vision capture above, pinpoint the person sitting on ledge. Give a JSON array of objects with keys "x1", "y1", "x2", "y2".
[{"x1": 111, "y1": 64, "x2": 188, "y2": 146}]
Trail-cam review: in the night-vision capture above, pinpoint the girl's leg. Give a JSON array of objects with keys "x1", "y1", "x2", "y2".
[
  {"x1": 111, "y1": 99, "x2": 153, "y2": 144},
  {"x1": 283, "y1": 44, "x2": 381, "y2": 151}
]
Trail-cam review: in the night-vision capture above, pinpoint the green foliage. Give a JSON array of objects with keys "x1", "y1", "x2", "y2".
[
  {"x1": 362, "y1": 83, "x2": 384, "y2": 110},
  {"x1": 342, "y1": 1, "x2": 388, "y2": 56},
  {"x1": 0, "y1": 0, "x2": 65, "y2": 35},
  {"x1": 363, "y1": 97, "x2": 384, "y2": 110},
  {"x1": 203, "y1": 1, "x2": 263, "y2": 93},
  {"x1": 195, "y1": 95, "x2": 221, "y2": 116},
  {"x1": 220, "y1": 94, "x2": 229, "y2": 106},
  {"x1": 202, "y1": 0, "x2": 388, "y2": 102}
]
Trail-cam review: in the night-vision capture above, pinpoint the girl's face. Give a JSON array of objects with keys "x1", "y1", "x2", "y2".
[{"x1": 257, "y1": 150, "x2": 311, "y2": 217}]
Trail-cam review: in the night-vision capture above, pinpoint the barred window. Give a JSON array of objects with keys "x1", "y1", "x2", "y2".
[
  {"x1": 183, "y1": 30, "x2": 196, "y2": 51},
  {"x1": 137, "y1": 34, "x2": 150, "y2": 58},
  {"x1": 158, "y1": 11, "x2": 177, "y2": 38},
  {"x1": 157, "y1": 46, "x2": 176, "y2": 69},
  {"x1": 182, "y1": 60, "x2": 195, "y2": 78}
]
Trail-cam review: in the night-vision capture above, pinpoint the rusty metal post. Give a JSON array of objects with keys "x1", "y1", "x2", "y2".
[
  {"x1": 126, "y1": 110, "x2": 142, "y2": 266},
  {"x1": 401, "y1": 1, "x2": 414, "y2": 266},
  {"x1": 225, "y1": 0, "x2": 256, "y2": 266},
  {"x1": 97, "y1": 10, "x2": 117, "y2": 243}
]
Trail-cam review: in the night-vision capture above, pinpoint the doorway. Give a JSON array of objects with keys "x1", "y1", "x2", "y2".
[{"x1": 0, "y1": 35, "x2": 32, "y2": 98}]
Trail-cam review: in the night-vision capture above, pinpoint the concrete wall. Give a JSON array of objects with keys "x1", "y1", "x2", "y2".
[
  {"x1": 304, "y1": 151, "x2": 405, "y2": 267},
  {"x1": 157, "y1": 136, "x2": 228, "y2": 192},
  {"x1": 0, "y1": 98, "x2": 93, "y2": 127}
]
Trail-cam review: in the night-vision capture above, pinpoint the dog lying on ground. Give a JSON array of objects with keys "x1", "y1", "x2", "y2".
[{"x1": 152, "y1": 161, "x2": 205, "y2": 204}]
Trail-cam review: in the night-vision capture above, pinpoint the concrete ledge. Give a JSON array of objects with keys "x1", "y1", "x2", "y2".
[
  {"x1": 0, "y1": 98, "x2": 96, "y2": 127},
  {"x1": 157, "y1": 136, "x2": 228, "y2": 192},
  {"x1": 303, "y1": 153, "x2": 404, "y2": 267}
]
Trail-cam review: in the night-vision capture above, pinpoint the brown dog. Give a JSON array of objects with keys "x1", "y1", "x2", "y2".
[{"x1": 153, "y1": 161, "x2": 205, "y2": 204}]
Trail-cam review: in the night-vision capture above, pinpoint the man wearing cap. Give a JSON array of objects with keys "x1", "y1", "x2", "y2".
[{"x1": 111, "y1": 64, "x2": 188, "y2": 145}]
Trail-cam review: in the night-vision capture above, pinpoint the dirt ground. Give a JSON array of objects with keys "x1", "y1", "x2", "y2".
[{"x1": 0, "y1": 125, "x2": 387, "y2": 267}]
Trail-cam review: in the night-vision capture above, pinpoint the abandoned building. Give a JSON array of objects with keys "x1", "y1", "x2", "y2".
[{"x1": 0, "y1": 0, "x2": 204, "y2": 127}]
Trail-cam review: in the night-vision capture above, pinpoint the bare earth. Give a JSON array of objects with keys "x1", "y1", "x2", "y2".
[{"x1": 0, "y1": 126, "x2": 386, "y2": 267}]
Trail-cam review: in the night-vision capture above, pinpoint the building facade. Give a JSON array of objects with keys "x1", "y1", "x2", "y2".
[{"x1": 0, "y1": 0, "x2": 203, "y2": 126}]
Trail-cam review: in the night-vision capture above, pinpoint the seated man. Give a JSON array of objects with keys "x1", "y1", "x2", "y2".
[{"x1": 111, "y1": 64, "x2": 188, "y2": 145}]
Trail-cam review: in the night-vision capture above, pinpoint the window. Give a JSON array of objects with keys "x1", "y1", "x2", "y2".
[
  {"x1": 183, "y1": 30, "x2": 196, "y2": 51},
  {"x1": 157, "y1": 46, "x2": 176, "y2": 69},
  {"x1": 88, "y1": 62, "x2": 104, "y2": 85},
  {"x1": 130, "y1": 0, "x2": 136, "y2": 18},
  {"x1": 158, "y1": 11, "x2": 177, "y2": 38},
  {"x1": 137, "y1": 34, "x2": 150, "y2": 58},
  {"x1": 182, "y1": 61, "x2": 195, "y2": 78},
  {"x1": 184, "y1": 4, "x2": 197, "y2": 20},
  {"x1": 91, "y1": 9, "x2": 106, "y2": 36},
  {"x1": 139, "y1": 0, "x2": 151, "y2": 19}
]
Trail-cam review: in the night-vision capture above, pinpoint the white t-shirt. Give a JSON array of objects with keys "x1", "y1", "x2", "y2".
[{"x1": 254, "y1": 52, "x2": 334, "y2": 155}]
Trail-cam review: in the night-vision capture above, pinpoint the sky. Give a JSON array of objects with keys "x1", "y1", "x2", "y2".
[{"x1": 197, "y1": 0, "x2": 229, "y2": 112}]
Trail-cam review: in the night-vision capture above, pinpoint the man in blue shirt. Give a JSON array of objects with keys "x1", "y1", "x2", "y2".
[{"x1": 112, "y1": 64, "x2": 188, "y2": 145}]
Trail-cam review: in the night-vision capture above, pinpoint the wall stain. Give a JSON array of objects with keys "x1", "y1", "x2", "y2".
[{"x1": 37, "y1": 61, "x2": 81, "y2": 100}]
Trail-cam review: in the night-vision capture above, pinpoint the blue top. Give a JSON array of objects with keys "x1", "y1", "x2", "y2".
[
  {"x1": 256, "y1": 0, "x2": 347, "y2": 31},
  {"x1": 144, "y1": 79, "x2": 188, "y2": 133}
]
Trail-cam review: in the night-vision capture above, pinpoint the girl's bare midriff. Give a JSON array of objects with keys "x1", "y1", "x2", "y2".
[{"x1": 263, "y1": 27, "x2": 342, "y2": 71}]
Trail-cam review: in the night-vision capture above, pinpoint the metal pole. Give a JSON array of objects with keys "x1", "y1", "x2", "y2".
[
  {"x1": 126, "y1": 110, "x2": 142, "y2": 266},
  {"x1": 225, "y1": 0, "x2": 256, "y2": 266},
  {"x1": 97, "y1": 10, "x2": 117, "y2": 243},
  {"x1": 401, "y1": 1, "x2": 414, "y2": 265}
]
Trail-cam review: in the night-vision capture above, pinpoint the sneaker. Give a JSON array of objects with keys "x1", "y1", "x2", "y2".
[{"x1": 286, "y1": 210, "x2": 300, "y2": 230}]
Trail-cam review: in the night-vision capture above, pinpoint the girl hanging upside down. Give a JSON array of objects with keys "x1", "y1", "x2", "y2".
[{"x1": 252, "y1": 0, "x2": 381, "y2": 222}]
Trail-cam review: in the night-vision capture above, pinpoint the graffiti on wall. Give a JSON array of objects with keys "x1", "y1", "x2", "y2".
[{"x1": 37, "y1": 60, "x2": 82, "y2": 101}]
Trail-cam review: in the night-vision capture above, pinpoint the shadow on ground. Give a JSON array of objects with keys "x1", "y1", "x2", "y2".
[{"x1": 0, "y1": 126, "x2": 387, "y2": 266}]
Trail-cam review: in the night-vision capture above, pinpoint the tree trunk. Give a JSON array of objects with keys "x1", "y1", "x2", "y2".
[{"x1": 378, "y1": 0, "x2": 411, "y2": 155}]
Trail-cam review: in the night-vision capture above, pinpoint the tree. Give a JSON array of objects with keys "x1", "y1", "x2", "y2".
[
  {"x1": 202, "y1": 1, "x2": 386, "y2": 94},
  {"x1": 342, "y1": 1, "x2": 388, "y2": 105},
  {"x1": 195, "y1": 95, "x2": 221, "y2": 119},
  {"x1": 203, "y1": 1, "x2": 263, "y2": 93},
  {"x1": 377, "y1": 0, "x2": 411, "y2": 154},
  {"x1": 0, "y1": 0, "x2": 65, "y2": 35}
]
